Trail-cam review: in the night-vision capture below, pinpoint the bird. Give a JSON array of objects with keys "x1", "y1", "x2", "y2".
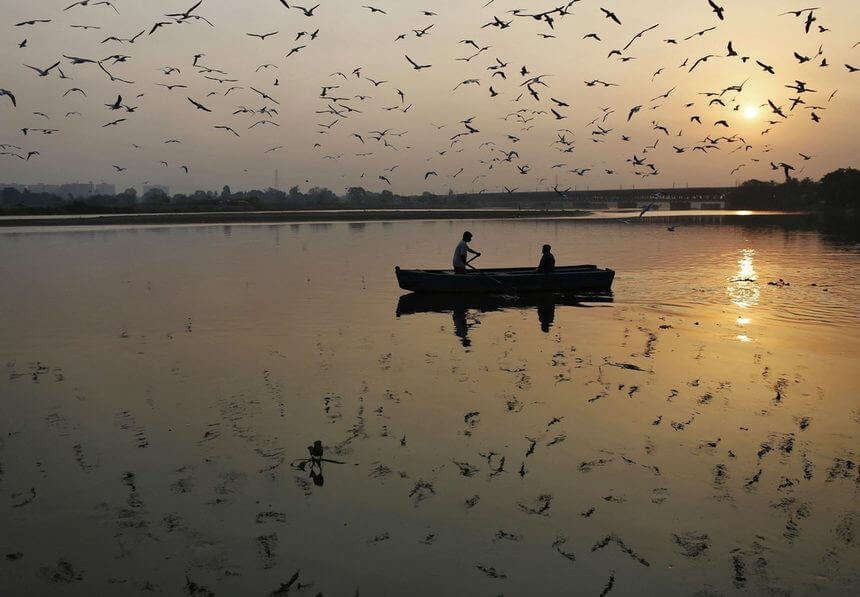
[
  {"x1": 187, "y1": 97, "x2": 211, "y2": 112},
  {"x1": 112, "y1": 165, "x2": 126, "y2": 172},
  {"x1": 846, "y1": 64, "x2": 859, "y2": 73},
  {"x1": 684, "y1": 26, "x2": 716, "y2": 41},
  {"x1": 708, "y1": 0, "x2": 725, "y2": 20},
  {"x1": 105, "y1": 95, "x2": 123, "y2": 110},
  {"x1": 149, "y1": 21, "x2": 172, "y2": 35},
  {"x1": 247, "y1": 31, "x2": 279, "y2": 40},
  {"x1": 291, "y1": 4, "x2": 320, "y2": 16},
  {"x1": 0, "y1": 89, "x2": 16, "y2": 107},
  {"x1": 756, "y1": 60, "x2": 775, "y2": 74},
  {"x1": 362, "y1": 5, "x2": 386, "y2": 14},
  {"x1": 214, "y1": 125, "x2": 240, "y2": 137},
  {"x1": 405, "y1": 55, "x2": 431, "y2": 70},
  {"x1": 23, "y1": 61, "x2": 60, "y2": 77},
  {"x1": 600, "y1": 8, "x2": 621, "y2": 25},
  {"x1": 15, "y1": 19, "x2": 52, "y2": 27},
  {"x1": 689, "y1": 54, "x2": 715, "y2": 72}
]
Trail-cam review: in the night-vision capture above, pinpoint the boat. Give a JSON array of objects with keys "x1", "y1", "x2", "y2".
[{"x1": 394, "y1": 264, "x2": 615, "y2": 294}]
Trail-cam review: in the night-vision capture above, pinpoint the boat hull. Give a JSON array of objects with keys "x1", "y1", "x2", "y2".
[{"x1": 395, "y1": 265, "x2": 615, "y2": 294}]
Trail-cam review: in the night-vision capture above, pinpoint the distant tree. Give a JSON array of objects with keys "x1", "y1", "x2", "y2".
[
  {"x1": 142, "y1": 187, "x2": 168, "y2": 203},
  {"x1": 221, "y1": 185, "x2": 231, "y2": 199},
  {"x1": 346, "y1": 186, "x2": 367, "y2": 202},
  {"x1": 121, "y1": 187, "x2": 137, "y2": 201},
  {"x1": 288, "y1": 185, "x2": 302, "y2": 198},
  {"x1": 1, "y1": 186, "x2": 22, "y2": 206},
  {"x1": 820, "y1": 168, "x2": 860, "y2": 208}
]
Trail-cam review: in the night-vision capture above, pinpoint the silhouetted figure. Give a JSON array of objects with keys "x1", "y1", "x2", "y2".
[
  {"x1": 537, "y1": 301, "x2": 556, "y2": 333},
  {"x1": 451, "y1": 306, "x2": 471, "y2": 347},
  {"x1": 537, "y1": 244, "x2": 556, "y2": 273},
  {"x1": 453, "y1": 231, "x2": 480, "y2": 273}
]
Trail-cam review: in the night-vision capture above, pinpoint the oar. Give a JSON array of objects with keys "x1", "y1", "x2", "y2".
[{"x1": 466, "y1": 256, "x2": 517, "y2": 295}]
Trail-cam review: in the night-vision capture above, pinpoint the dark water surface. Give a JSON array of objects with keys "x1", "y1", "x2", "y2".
[{"x1": 1, "y1": 214, "x2": 858, "y2": 595}]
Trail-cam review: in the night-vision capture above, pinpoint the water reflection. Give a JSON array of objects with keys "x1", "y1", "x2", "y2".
[
  {"x1": 727, "y1": 248, "x2": 759, "y2": 308},
  {"x1": 396, "y1": 292, "x2": 613, "y2": 346}
]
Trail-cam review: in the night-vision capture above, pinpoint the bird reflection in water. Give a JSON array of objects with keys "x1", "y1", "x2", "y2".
[
  {"x1": 396, "y1": 292, "x2": 613, "y2": 346},
  {"x1": 290, "y1": 440, "x2": 345, "y2": 486}
]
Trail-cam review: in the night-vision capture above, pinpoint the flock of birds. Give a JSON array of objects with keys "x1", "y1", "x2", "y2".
[{"x1": 0, "y1": 0, "x2": 858, "y2": 194}]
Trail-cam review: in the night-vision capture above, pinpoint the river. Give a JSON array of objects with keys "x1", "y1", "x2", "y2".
[{"x1": 0, "y1": 212, "x2": 857, "y2": 595}]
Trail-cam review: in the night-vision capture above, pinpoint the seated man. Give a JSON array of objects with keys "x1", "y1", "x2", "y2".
[
  {"x1": 453, "y1": 231, "x2": 480, "y2": 274},
  {"x1": 537, "y1": 244, "x2": 555, "y2": 273}
]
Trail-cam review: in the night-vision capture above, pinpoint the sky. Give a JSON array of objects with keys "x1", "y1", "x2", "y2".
[{"x1": 0, "y1": 0, "x2": 858, "y2": 195}]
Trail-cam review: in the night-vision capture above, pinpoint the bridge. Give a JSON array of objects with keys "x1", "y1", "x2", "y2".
[{"x1": 445, "y1": 186, "x2": 731, "y2": 209}]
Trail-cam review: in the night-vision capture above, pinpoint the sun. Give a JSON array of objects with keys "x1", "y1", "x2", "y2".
[{"x1": 744, "y1": 105, "x2": 759, "y2": 119}]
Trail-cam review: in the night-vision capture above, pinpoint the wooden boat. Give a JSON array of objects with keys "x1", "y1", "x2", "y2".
[{"x1": 394, "y1": 264, "x2": 615, "y2": 294}]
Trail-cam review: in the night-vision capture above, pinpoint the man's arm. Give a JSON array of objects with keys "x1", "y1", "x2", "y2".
[{"x1": 467, "y1": 246, "x2": 481, "y2": 256}]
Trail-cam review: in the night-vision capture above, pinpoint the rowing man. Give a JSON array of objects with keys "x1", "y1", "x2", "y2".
[{"x1": 453, "y1": 231, "x2": 481, "y2": 274}]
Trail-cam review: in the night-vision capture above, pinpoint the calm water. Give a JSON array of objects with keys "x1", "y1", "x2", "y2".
[{"x1": 1, "y1": 214, "x2": 858, "y2": 595}]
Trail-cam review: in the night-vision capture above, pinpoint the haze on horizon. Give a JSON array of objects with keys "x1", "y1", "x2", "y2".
[{"x1": 0, "y1": 0, "x2": 858, "y2": 196}]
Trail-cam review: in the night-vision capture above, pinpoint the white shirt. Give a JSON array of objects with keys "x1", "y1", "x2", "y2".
[{"x1": 453, "y1": 239, "x2": 469, "y2": 269}]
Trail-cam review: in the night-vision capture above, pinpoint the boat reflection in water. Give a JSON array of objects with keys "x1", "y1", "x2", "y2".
[{"x1": 396, "y1": 292, "x2": 614, "y2": 347}]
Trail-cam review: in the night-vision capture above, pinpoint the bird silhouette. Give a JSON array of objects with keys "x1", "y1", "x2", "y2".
[
  {"x1": 600, "y1": 8, "x2": 621, "y2": 25},
  {"x1": 187, "y1": 97, "x2": 211, "y2": 112},
  {"x1": 405, "y1": 55, "x2": 431, "y2": 70}
]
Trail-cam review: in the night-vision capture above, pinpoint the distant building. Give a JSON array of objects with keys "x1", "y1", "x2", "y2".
[
  {"x1": 27, "y1": 183, "x2": 62, "y2": 196},
  {"x1": 59, "y1": 182, "x2": 94, "y2": 198}
]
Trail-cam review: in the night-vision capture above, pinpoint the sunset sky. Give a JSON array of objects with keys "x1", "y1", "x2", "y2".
[{"x1": 0, "y1": 0, "x2": 858, "y2": 194}]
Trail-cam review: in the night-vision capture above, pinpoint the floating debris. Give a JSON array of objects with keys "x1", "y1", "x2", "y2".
[
  {"x1": 672, "y1": 532, "x2": 710, "y2": 558},
  {"x1": 452, "y1": 460, "x2": 479, "y2": 477},
  {"x1": 269, "y1": 570, "x2": 300, "y2": 596},
  {"x1": 367, "y1": 532, "x2": 391, "y2": 545},
  {"x1": 517, "y1": 494, "x2": 552, "y2": 516},
  {"x1": 475, "y1": 564, "x2": 507, "y2": 579},
  {"x1": 494, "y1": 530, "x2": 522, "y2": 543},
  {"x1": 599, "y1": 572, "x2": 615, "y2": 597},
  {"x1": 552, "y1": 535, "x2": 576, "y2": 562}
]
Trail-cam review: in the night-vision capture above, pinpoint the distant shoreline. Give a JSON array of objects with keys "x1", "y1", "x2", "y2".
[
  {"x1": 0, "y1": 209, "x2": 598, "y2": 227},
  {"x1": 0, "y1": 208, "x2": 817, "y2": 229}
]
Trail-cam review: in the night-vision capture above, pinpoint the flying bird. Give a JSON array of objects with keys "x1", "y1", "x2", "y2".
[
  {"x1": 0, "y1": 89, "x2": 16, "y2": 107},
  {"x1": 600, "y1": 8, "x2": 621, "y2": 25},
  {"x1": 187, "y1": 97, "x2": 211, "y2": 111},
  {"x1": 405, "y1": 55, "x2": 431, "y2": 70},
  {"x1": 23, "y1": 61, "x2": 60, "y2": 77},
  {"x1": 707, "y1": 0, "x2": 725, "y2": 20}
]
